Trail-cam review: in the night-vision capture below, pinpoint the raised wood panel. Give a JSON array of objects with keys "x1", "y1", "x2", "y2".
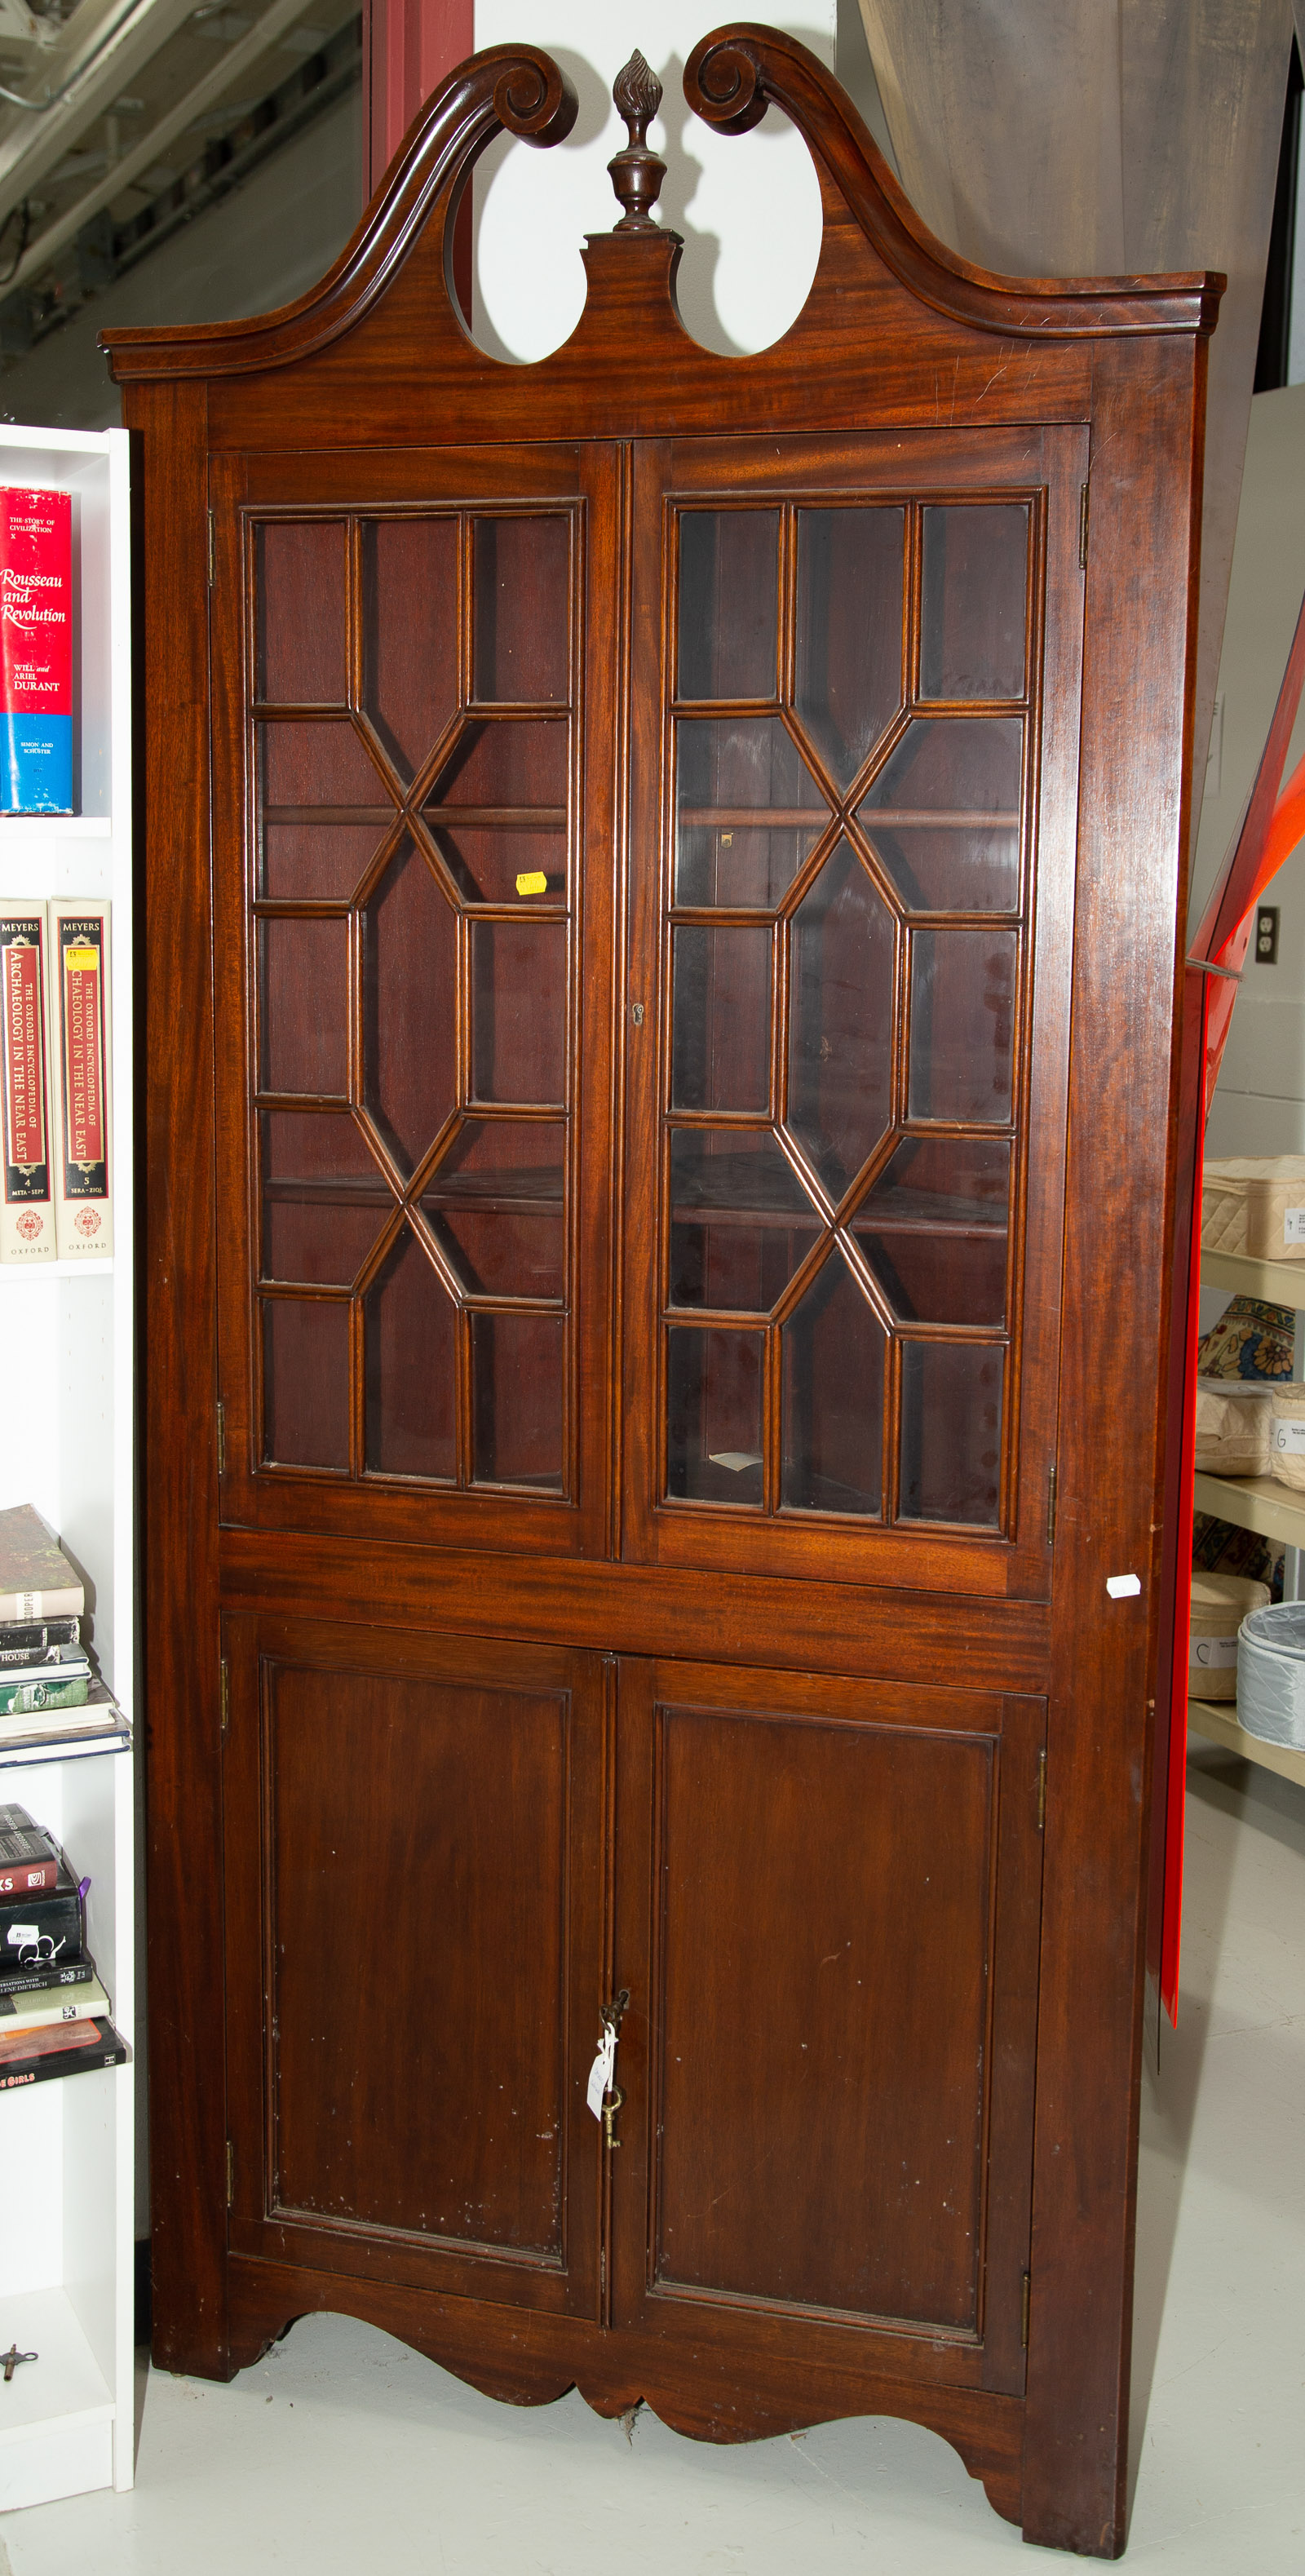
[
  {"x1": 222, "y1": 1617, "x2": 605, "y2": 2316},
  {"x1": 613, "y1": 1662, "x2": 1044, "y2": 2397}
]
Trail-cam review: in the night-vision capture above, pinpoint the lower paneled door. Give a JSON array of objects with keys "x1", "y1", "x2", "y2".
[{"x1": 220, "y1": 1617, "x2": 1045, "y2": 2397}]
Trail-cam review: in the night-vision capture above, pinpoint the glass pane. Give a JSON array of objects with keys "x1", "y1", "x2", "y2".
[
  {"x1": 677, "y1": 511, "x2": 780, "y2": 702},
  {"x1": 670, "y1": 924, "x2": 771, "y2": 1113},
  {"x1": 262, "y1": 821, "x2": 383, "y2": 902},
  {"x1": 900, "y1": 1342, "x2": 1003, "y2": 1525},
  {"x1": 257, "y1": 522, "x2": 347, "y2": 705},
  {"x1": 666, "y1": 1327, "x2": 763, "y2": 1505},
  {"x1": 670, "y1": 1128, "x2": 817, "y2": 1313},
  {"x1": 428, "y1": 825, "x2": 566, "y2": 908},
  {"x1": 363, "y1": 1224, "x2": 458, "y2": 1481},
  {"x1": 473, "y1": 516, "x2": 569, "y2": 703},
  {"x1": 794, "y1": 507, "x2": 905, "y2": 789},
  {"x1": 261, "y1": 1109, "x2": 391, "y2": 1285},
  {"x1": 786, "y1": 839, "x2": 895, "y2": 1200},
  {"x1": 472, "y1": 1312, "x2": 564, "y2": 1488},
  {"x1": 859, "y1": 718, "x2": 1022, "y2": 911},
  {"x1": 361, "y1": 838, "x2": 458, "y2": 1173},
  {"x1": 425, "y1": 718, "x2": 568, "y2": 820},
  {"x1": 781, "y1": 1247, "x2": 884, "y2": 1515},
  {"x1": 909, "y1": 929, "x2": 1018, "y2": 1122},
  {"x1": 424, "y1": 1116, "x2": 565, "y2": 1301},
  {"x1": 259, "y1": 918, "x2": 347, "y2": 1097},
  {"x1": 921, "y1": 505, "x2": 1029, "y2": 702},
  {"x1": 424, "y1": 1116, "x2": 565, "y2": 1205},
  {"x1": 854, "y1": 1137, "x2": 1010, "y2": 1326},
  {"x1": 471, "y1": 922, "x2": 565, "y2": 1104},
  {"x1": 263, "y1": 1297, "x2": 350, "y2": 1467},
  {"x1": 675, "y1": 717, "x2": 827, "y2": 907},
  {"x1": 361, "y1": 516, "x2": 459, "y2": 785},
  {"x1": 260, "y1": 721, "x2": 391, "y2": 813}
]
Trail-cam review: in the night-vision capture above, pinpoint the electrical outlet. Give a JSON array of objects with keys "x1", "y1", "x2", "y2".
[{"x1": 1255, "y1": 904, "x2": 1280, "y2": 965}]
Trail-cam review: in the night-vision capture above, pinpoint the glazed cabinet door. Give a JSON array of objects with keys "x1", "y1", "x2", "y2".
[
  {"x1": 210, "y1": 445, "x2": 618, "y2": 1559},
  {"x1": 222, "y1": 1614, "x2": 608, "y2": 2317},
  {"x1": 609, "y1": 1659, "x2": 1046, "y2": 2398},
  {"x1": 623, "y1": 430, "x2": 1087, "y2": 1596}
]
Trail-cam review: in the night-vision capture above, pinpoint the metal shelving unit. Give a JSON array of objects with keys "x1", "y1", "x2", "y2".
[{"x1": 1191, "y1": 1244, "x2": 1305, "y2": 1786}]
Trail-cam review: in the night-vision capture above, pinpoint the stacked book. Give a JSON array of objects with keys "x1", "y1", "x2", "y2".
[
  {"x1": 0, "y1": 1503, "x2": 127, "y2": 1755},
  {"x1": 0, "y1": 1802, "x2": 126, "y2": 2088}
]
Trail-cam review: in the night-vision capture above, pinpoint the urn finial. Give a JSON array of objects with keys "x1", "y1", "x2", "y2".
[{"x1": 608, "y1": 49, "x2": 666, "y2": 229}]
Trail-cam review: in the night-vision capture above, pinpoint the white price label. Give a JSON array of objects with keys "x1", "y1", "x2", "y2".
[
  {"x1": 1272, "y1": 1419, "x2": 1305, "y2": 1453},
  {"x1": 6, "y1": 1925, "x2": 37, "y2": 1948},
  {"x1": 586, "y1": 2021, "x2": 616, "y2": 2120},
  {"x1": 1283, "y1": 1207, "x2": 1305, "y2": 1244},
  {"x1": 1192, "y1": 1635, "x2": 1238, "y2": 1670}
]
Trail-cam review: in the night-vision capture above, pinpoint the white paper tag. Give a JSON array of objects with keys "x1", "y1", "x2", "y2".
[
  {"x1": 1192, "y1": 1635, "x2": 1239, "y2": 1670},
  {"x1": 1273, "y1": 1418, "x2": 1305, "y2": 1453},
  {"x1": 1284, "y1": 1207, "x2": 1305, "y2": 1244},
  {"x1": 586, "y1": 2021, "x2": 616, "y2": 2120},
  {"x1": 6, "y1": 1925, "x2": 37, "y2": 1948},
  {"x1": 1106, "y1": 1573, "x2": 1141, "y2": 1600}
]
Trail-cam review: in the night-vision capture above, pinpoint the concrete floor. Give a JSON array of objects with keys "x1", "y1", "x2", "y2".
[{"x1": 4, "y1": 1742, "x2": 1302, "y2": 2574}]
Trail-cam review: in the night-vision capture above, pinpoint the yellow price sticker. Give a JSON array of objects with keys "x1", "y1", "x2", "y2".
[
  {"x1": 64, "y1": 947, "x2": 100, "y2": 972},
  {"x1": 515, "y1": 871, "x2": 548, "y2": 897}
]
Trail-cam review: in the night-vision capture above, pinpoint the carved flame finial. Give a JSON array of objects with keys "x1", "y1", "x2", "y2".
[{"x1": 608, "y1": 49, "x2": 666, "y2": 229}]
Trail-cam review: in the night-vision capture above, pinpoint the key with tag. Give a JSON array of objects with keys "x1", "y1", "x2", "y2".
[{"x1": 586, "y1": 2019, "x2": 616, "y2": 2119}]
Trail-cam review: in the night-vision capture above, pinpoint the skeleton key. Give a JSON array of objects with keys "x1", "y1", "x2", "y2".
[
  {"x1": 601, "y1": 2082, "x2": 626, "y2": 2149},
  {"x1": 2, "y1": 2344, "x2": 37, "y2": 2383}
]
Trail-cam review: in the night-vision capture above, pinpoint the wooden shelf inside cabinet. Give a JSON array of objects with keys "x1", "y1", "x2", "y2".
[{"x1": 1188, "y1": 1697, "x2": 1305, "y2": 1790}]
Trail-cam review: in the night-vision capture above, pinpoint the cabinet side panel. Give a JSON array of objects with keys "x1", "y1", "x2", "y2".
[
  {"x1": 125, "y1": 379, "x2": 229, "y2": 2377},
  {"x1": 1024, "y1": 339, "x2": 1205, "y2": 2555}
]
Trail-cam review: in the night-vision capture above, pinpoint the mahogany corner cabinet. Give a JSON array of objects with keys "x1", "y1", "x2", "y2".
[{"x1": 104, "y1": 29, "x2": 1218, "y2": 2558}]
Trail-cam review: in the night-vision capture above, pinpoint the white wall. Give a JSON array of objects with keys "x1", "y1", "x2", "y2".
[
  {"x1": 471, "y1": 4, "x2": 837, "y2": 360},
  {"x1": 1193, "y1": 383, "x2": 1305, "y2": 1157}
]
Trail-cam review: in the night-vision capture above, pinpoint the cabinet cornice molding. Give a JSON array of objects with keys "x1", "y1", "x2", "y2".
[{"x1": 102, "y1": 24, "x2": 1221, "y2": 391}]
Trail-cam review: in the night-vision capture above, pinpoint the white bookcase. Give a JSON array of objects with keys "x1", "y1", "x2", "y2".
[{"x1": 0, "y1": 423, "x2": 135, "y2": 2508}]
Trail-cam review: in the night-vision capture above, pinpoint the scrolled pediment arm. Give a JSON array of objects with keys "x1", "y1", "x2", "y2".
[
  {"x1": 103, "y1": 43, "x2": 577, "y2": 379},
  {"x1": 683, "y1": 20, "x2": 1221, "y2": 341}
]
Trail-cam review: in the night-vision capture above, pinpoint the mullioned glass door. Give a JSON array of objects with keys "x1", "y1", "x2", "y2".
[
  {"x1": 623, "y1": 430, "x2": 1087, "y2": 1596},
  {"x1": 211, "y1": 445, "x2": 617, "y2": 1556}
]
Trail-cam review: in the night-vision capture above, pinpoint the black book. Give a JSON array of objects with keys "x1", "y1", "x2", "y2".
[
  {"x1": 0, "y1": 2016, "x2": 126, "y2": 2090},
  {"x1": 0, "y1": 1627, "x2": 80, "y2": 1668},
  {"x1": 0, "y1": 1955, "x2": 91, "y2": 1999},
  {"x1": 0, "y1": 1870, "x2": 82, "y2": 1972}
]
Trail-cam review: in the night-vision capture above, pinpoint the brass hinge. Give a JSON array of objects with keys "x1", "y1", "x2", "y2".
[
  {"x1": 226, "y1": 2139, "x2": 234, "y2": 2207},
  {"x1": 207, "y1": 507, "x2": 215, "y2": 587},
  {"x1": 219, "y1": 1658, "x2": 230, "y2": 1738},
  {"x1": 216, "y1": 1399, "x2": 226, "y2": 1479},
  {"x1": 1046, "y1": 1462, "x2": 1057, "y2": 1548},
  {"x1": 1021, "y1": 2269, "x2": 1031, "y2": 2348},
  {"x1": 1078, "y1": 482, "x2": 1090, "y2": 570},
  {"x1": 1037, "y1": 1748, "x2": 1046, "y2": 1831}
]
